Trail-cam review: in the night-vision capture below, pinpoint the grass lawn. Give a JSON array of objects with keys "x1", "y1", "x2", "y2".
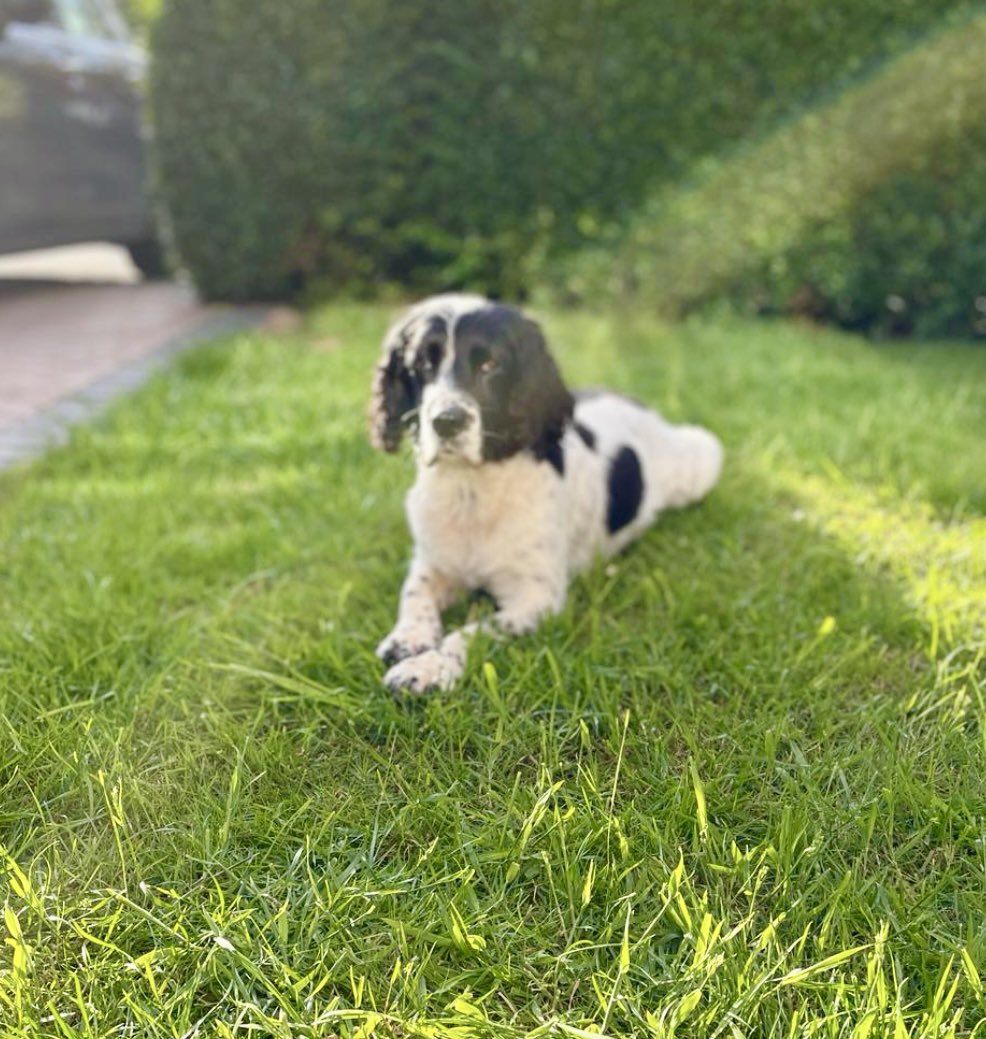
[{"x1": 1, "y1": 304, "x2": 984, "y2": 1038}]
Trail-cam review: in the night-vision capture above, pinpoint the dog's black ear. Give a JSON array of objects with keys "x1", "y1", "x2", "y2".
[
  {"x1": 369, "y1": 318, "x2": 418, "y2": 453},
  {"x1": 511, "y1": 317, "x2": 574, "y2": 456}
]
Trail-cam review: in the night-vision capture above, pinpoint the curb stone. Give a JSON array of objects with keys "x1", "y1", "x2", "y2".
[{"x1": 0, "y1": 305, "x2": 269, "y2": 472}]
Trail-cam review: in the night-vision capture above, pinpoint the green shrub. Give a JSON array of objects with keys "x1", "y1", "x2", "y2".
[
  {"x1": 151, "y1": 0, "x2": 979, "y2": 321},
  {"x1": 768, "y1": 119, "x2": 986, "y2": 339},
  {"x1": 549, "y1": 11, "x2": 986, "y2": 339},
  {"x1": 151, "y1": 0, "x2": 549, "y2": 300},
  {"x1": 119, "y1": 0, "x2": 161, "y2": 39},
  {"x1": 150, "y1": 2, "x2": 331, "y2": 299}
]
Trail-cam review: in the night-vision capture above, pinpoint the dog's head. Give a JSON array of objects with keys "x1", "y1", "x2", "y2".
[{"x1": 369, "y1": 295, "x2": 573, "y2": 467}]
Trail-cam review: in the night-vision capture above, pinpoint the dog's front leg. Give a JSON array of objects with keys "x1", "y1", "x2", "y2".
[
  {"x1": 376, "y1": 557, "x2": 459, "y2": 665},
  {"x1": 383, "y1": 566, "x2": 566, "y2": 695}
]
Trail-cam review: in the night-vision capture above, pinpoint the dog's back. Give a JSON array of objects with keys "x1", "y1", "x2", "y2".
[{"x1": 567, "y1": 391, "x2": 723, "y2": 558}]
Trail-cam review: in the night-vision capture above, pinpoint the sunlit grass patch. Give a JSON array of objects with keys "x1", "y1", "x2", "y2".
[{"x1": 0, "y1": 304, "x2": 984, "y2": 1037}]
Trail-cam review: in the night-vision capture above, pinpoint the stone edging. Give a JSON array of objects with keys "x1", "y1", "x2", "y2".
[{"x1": 0, "y1": 305, "x2": 269, "y2": 472}]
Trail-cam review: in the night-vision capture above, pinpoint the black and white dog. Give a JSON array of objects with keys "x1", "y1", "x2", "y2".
[{"x1": 369, "y1": 294, "x2": 723, "y2": 693}]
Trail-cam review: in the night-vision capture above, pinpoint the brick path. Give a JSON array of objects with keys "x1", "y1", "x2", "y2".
[
  {"x1": 0, "y1": 247, "x2": 265, "y2": 469},
  {"x1": 0, "y1": 281, "x2": 209, "y2": 427}
]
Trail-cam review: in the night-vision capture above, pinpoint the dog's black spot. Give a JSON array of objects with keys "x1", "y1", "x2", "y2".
[
  {"x1": 543, "y1": 438, "x2": 565, "y2": 476},
  {"x1": 575, "y1": 422, "x2": 597, "y2": 450},
  {"x1": 607, "y1": 446, "x2": 644, "y2": 534}
]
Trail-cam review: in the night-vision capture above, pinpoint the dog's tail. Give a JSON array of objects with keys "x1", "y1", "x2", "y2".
[{"x1": 655, "y1": 423, "x2": 724, "y2": 511}]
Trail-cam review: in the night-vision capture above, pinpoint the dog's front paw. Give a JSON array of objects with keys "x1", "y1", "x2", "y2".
[
  {"x1": 376, "y1": 627, "x2": 438, "y2": 665},
  {"x1": 384, "y1": 649, "x2": 463, "y2": 695}
]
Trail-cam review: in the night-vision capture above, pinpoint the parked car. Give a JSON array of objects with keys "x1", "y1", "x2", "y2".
[{"x1": 0, "y1": 0, "x2": 165, "y2": 275}]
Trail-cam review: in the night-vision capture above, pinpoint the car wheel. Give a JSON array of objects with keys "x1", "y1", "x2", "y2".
[{"x1": 126, "y1": 237, "x2": 169, "y2": 280}]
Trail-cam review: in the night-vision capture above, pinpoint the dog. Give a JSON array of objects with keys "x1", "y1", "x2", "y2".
[{"x1": 369, "y1": 294, "x2": 723, "y2": 693}]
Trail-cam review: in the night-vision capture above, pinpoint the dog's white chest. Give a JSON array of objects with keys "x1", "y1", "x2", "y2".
[{"x1": 406, "y1": 456, "x2": 559, "y2": 589}]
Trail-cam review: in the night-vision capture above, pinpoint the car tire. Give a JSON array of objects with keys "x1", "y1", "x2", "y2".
[{"x1": 126, "y1": 237, "x2": 169, "y2": 280}]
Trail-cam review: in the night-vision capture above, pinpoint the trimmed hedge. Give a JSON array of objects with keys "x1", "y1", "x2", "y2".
[
  {"x1": 551, "y1": 10, "x2": 986, "y2": 339},
  {"x1": 151, "y1": 0, "x2": 982, "y2": 334},
  {"x1": 151, "y1": 0, "x2": 550, "y2": 300}
]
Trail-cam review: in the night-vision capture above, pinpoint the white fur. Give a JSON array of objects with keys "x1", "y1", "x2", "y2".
[{"x1": 377, "y1": 383, "x2": 723, "y2": 694}]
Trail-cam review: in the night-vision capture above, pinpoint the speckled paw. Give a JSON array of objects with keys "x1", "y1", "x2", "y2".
[
  {"x1": 384, "y1": 649, "x2": 463, "y2": 695},
  {"x1": 375, "y1": 630, "x2": 436, "y2": 665}
]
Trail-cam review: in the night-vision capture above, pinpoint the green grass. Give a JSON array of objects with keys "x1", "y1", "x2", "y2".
[{"x1": 1, "y1": 304, "x2": 984, "y2": 1038}]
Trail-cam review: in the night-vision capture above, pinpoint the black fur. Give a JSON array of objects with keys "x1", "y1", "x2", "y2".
[
  {"x1": 607, "y1": 446, "x2": 644, "y2": 534},
  {"x1": 451, "y1": 305, "x2": 573, "y2": 467},
  {"x1": 543, "y1": 438, "x2": 565, "y2": 476},
  {"x1": 575, "y1": 422, "x2": 597, "y2": 450},
  {"x1": 371, "y1": 337, "x2": 417, "y2": 452},
  {"x1": 370, "y1": 316, "x2": 445, "y2": 451}
]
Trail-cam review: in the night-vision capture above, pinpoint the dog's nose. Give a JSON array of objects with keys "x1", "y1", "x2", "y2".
[{"x1": 432, "y1": 405, "x2": 472, "y2": 440}]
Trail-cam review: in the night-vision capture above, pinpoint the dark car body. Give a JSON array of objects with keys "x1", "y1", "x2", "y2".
[{"x1": 0, "y1": 0, "x2": 161, "y2": 269}]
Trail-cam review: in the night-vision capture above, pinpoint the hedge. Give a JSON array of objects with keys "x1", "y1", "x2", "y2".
[
  {"x1": 550, "y1": 10, "x2": 986, "y2": 339},
  {"x1": 151, "y1": 0, "x2": 981, "y2": 333},
  {"x1": 120, "y1": 0, "x2": 160, "y2": 36},
  {"x1": 151, "y1": 0, "x2": 549, "y2": 300}
]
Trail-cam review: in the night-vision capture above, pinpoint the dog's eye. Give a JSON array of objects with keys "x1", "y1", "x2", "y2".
[{"x1": 471, "y1": 347, "x2": 498, "y2": 375}]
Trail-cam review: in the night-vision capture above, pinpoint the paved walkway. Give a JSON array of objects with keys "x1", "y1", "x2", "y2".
[{"x1": 0, "y1": 245, "x2": 264, "y2": 470}]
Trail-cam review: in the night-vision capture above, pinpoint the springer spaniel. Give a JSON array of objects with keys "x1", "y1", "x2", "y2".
[{"x1": 369, "y1": 294, "x2": 723, "y2": 693}]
